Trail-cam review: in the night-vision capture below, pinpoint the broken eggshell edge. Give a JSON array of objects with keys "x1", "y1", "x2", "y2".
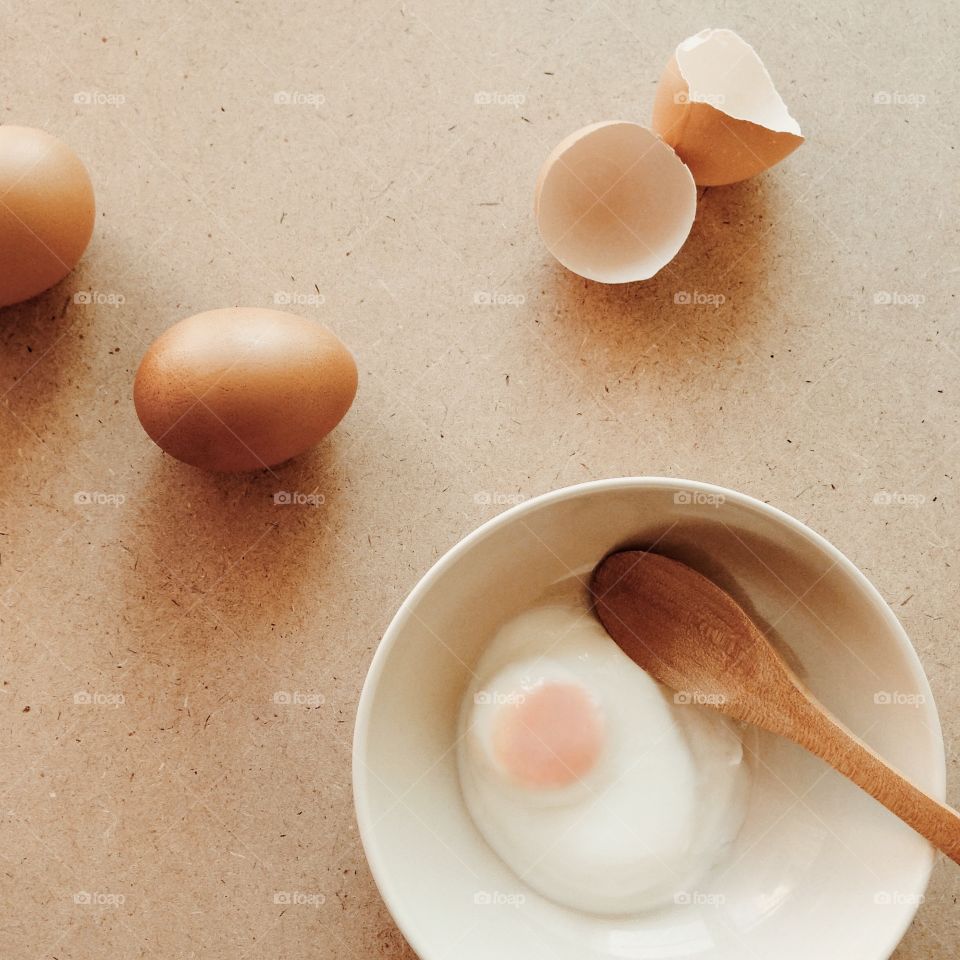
[
  {"x1": 534, "y1": 121, "x2": 697, "y2": 284},
  {"x1": 651, "y1": 28, "x2": 804, "y2": 187}
]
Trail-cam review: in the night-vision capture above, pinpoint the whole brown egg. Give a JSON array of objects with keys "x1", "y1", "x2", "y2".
[
  {"x1": 134, "y1": 308, "x2": 358, "y2": 472},
  {"x1": 0, "y1": 126, "x2": 95, "y2": 307}
]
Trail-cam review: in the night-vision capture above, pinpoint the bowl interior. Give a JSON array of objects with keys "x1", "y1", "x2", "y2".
[{"x1": 354, "y1": 479, "x2": 943, "y2": 960}]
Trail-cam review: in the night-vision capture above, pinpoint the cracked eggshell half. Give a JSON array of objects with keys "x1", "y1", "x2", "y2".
[
  {"x1": 534, "y1": 121, "x2": 696, "y2": 284},
  {"x1": 652, "y1": 28, "x2": 804, "y2": 187}
]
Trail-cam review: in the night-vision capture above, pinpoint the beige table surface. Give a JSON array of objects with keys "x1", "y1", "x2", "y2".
[{"x1": 1, "y1": 0, "x2": 957, "y2": 956}]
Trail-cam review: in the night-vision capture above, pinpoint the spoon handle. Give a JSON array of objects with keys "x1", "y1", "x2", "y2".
[{"x1": 785, "y1": 695, "x2": 960, "y2": 864}]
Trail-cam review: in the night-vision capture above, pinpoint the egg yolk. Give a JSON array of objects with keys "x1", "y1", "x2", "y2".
[{"x1": 492, "y1": 682, "x2": 604, "y2": 789}]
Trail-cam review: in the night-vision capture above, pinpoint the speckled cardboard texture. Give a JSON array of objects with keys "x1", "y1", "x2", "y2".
[{"x1": 0, "y1": 0, "x2": 957, "y2": 956}]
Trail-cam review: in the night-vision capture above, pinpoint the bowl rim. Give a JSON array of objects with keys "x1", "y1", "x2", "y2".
[{"x1": 352, "y1": 476, "x2": 945, "y2": 960}]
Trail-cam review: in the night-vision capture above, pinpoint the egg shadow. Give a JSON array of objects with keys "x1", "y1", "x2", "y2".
[
  {"x1": 0, "y1": 246, "x2": 157, "y2": 494},
  {"x1": 119, "y1": 437, "x2": 352, "y2": 660},
  {"x1": 0, "y1": 275, "x2": 89, "y2": 386},
  {"x1": 538, "y1": 175, "x2": 785, "y2": 374},
  {"x1": 0, "y1": 229, "x2": 154, "y2": 388},
  {"x1": 0, "y1": 269, "x2": 99, "y2": 487}
]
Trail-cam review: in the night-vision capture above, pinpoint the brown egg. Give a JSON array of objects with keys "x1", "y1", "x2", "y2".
[
  {"x1": 0, "y1": 126, "x2": 95, "y2": 307},
  {"x1": 651, "y1": 29, "x2": 803, "y2": 187},
  {"x1": 134, "y1": 308, "x2": 358, "y2": 472}
]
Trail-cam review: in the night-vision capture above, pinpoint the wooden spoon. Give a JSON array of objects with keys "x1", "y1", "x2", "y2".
[{"x1": 591, "y1": 549, "x2": 960, "y2": 864}]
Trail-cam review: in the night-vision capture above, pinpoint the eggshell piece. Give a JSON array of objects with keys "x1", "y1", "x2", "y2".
[
  {"x1": 535, "y1": 121, "x2": 696, "y2": 283},
  {"x1": 651, "y1": 28, "x2": 804, "y2": 186},
  {"x1": 134, "y1": 308, "x2": 358, "y2": 473},
  {"x1": 0, "y1": 126, "x2": 96, "y2": 307}
]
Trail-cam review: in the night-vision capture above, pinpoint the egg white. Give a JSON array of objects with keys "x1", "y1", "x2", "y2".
[{"x1": 458, "y1": 584, "x2": 750, "y2": 915}]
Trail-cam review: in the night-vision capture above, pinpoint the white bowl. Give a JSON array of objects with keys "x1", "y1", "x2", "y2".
[{"x1": 353, "y1": 478, "x2": 945, "y2": 960}]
